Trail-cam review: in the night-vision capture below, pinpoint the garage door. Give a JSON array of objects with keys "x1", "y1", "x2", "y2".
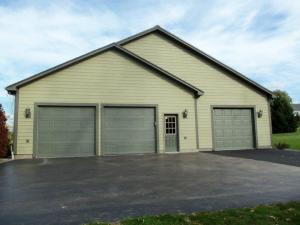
[
  {"x1": 213, "y1": 108, "x2": 255, "y2": 150},
  {"x1": 102, "y1": 106, "x2": 156, "y2": 155},
  {"x1": 36, "y1": 106, "x2": 96, "y2": 157}
]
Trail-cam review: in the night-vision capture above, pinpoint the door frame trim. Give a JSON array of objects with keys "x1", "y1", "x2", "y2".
[
  {"x1": 100, "y1": 104, "x2": 159, "y2": 155},
  {"x1": 163, "y1": 114, "x2": 180, "y2": 153},
  {"x1": 210, "y1": 105, "x2": 258, "y2": 151},
  {"x1": 33, "y1": 103, "x2": 100, "y2": 158}
]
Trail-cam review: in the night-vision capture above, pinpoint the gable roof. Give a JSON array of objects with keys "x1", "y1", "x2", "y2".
[
  {"x1": 118, "y1": 25, "x2": 274, "y2": 98},
  {"x1": 6, "y1": 25, "x2": 273, "y2": 98},
  {"x1": 5, "y1": 43, "x2": 203, "y2": 98},
  {"x1": 292, "y1": 104, "x2": 300, "y2": 111}
]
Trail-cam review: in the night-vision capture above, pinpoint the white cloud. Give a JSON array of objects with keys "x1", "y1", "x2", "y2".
[
  {"x1": 0, "y1": 3, "x2": 121, "y2": 65},
  {"x1": 0, "y1": 1, "x2": 193, "y2": 92},
  {"x1": 174, "y1": 0, "x2": 300, "y2": 102},
  {"x1": 0, "y1": 0, "x2": 300, "y2": 125}
]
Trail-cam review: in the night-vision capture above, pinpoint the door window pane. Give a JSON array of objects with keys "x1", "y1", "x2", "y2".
[{"x1": 165, "y1": 116, "x2": 177, "y2": 134}]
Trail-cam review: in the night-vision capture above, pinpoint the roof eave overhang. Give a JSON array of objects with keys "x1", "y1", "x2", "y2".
[
  {"x1": 6, "y1": 86, "x2": 17, "y2": 95},
  {"x1": 4, "y1": 43, "x2": 116, "y2": 95}
]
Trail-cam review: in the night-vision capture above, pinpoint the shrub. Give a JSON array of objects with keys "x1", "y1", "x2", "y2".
[{"x1": 274, "y1": 142, "x2": 290, "y2": 150}]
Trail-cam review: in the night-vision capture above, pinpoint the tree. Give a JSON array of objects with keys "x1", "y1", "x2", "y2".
[
  {"x1": 0, "y1": 104, "x2": 9, "y2": 158},
  {"x1": 295, "y1": 113, "x2": 300, "y2": 127},
  {"x1": 271, "y1": 90, "x2": 298, "y2": 133}
]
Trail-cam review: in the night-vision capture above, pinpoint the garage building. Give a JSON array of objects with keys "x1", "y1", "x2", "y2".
[{"x1": 6, "y1": 26, "x2": 273, "y2": 158}]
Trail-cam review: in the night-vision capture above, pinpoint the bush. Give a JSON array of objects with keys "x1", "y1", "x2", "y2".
[{"x1": 274, "y1": 142, "x2": 290, "y2": 150}]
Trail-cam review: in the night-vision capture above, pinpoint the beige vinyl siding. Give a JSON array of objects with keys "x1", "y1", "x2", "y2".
[
  {"x1": 17, "y1": 50, "x2": 197, "y2": 155},
  {"x1": 124, "y1": 33, "x2": 271, "y2": 149}
]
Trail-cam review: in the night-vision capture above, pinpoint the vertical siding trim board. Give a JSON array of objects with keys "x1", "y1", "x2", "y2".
[
  {"x1": 176, "y1": 114, "x2": 180, "y2": 152},
  {"x1": 13, "y1": 91, "x2": 19, "y2": 154},
  {"x1": 100, "y1": 104, "x2": 159, "y2": 155},
  {"x1": 210, "y1": 105, "x2": 258, "y2": 151},
  {"x1": 33, "y1": 103, "x2": 99, "y2": 158},
  {"x1": 210, "y1": 106, "x2": 216, "y2": 151},
  {"x1": 252, "y1": 106, "x2": 259, "y2": 149},
  {"x1": 162, "y1": 114, "x2": 165, "y2": 153},
  {"x1": 268, "y1": 99, "x2": 273, "y2": 148},
  {"x1": 194, "y1": 98, "x2": 200, "y2": 150}
]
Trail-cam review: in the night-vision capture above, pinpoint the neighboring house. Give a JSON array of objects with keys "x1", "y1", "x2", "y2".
[
  {"x1": 292, "y1": 104, "x2": 300, "y2": 116},
  {"x1": 6, "y1": 26, "x2": 274, "y2": 159}
]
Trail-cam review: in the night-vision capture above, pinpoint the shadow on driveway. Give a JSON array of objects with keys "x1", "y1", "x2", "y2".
[{"x1": 204, "y1": 149, "x2": 300, "y2": 167}]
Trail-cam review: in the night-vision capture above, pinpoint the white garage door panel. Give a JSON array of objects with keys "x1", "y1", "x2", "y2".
[
  {"x1": 37, "y1": 106, "x2": 96, "y2": 157},
  {"x1": 102, "y1": 107, "x2": 156, "y2": 155},
  {"x1": 213, "y1": 108, "x2": 255, "y2": 150}
]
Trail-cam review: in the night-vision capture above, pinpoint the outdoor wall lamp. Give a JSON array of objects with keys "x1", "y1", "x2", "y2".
[
  {"x1": 25, "y1": 108, "x2": 31, "y2": 119},
  {"x1": 182, "y1": 109, "x2": 188, "y2": 119},
  {"x1": 257, "y1": 109, "x2": 263, "y2": 118}
]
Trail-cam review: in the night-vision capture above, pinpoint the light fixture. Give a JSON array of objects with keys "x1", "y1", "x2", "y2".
[
  {"x1": 182, "y1": 109, "x2": 188, "y2": 118},
  {"x1": 257, "y1": 110, "x2": 263, "y2": 118},
  {"x1": 25, "y1": 108, "x2": 31, "y2": 118}
]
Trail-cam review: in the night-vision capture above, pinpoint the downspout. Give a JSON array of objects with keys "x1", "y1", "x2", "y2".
[{"x1": 13, "y1": 90, "x2": 19, "y2": 155}]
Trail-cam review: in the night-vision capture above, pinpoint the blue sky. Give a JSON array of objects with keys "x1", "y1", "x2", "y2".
[{"x1": 1, "y1": 0, "x2": 300, "y2": 125}]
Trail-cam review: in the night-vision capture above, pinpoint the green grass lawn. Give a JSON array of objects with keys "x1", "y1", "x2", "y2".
[
  {"x1": 84, "y1": 201, "x2": 300, "y2": 225},
  {"x1": 272, "y1": 128, "x2": 300, "y2": 150}
]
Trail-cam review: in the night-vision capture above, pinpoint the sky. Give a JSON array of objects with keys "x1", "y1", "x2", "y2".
[{"x1": 0, "y1": 0, "x2": 300, "y2": 126}]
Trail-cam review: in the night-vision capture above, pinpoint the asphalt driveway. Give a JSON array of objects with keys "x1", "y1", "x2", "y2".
[
  {"x1": 206, "y1": 149, "x2": 300, "y2": 167},
  {"x1": 0, "y1": 150, "x2": 300, "y2": 225}
]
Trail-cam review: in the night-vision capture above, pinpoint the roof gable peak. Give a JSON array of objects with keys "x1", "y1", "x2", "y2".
[{"x1": 118, "y1": 25, "x2": 273, "y2": 98}]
